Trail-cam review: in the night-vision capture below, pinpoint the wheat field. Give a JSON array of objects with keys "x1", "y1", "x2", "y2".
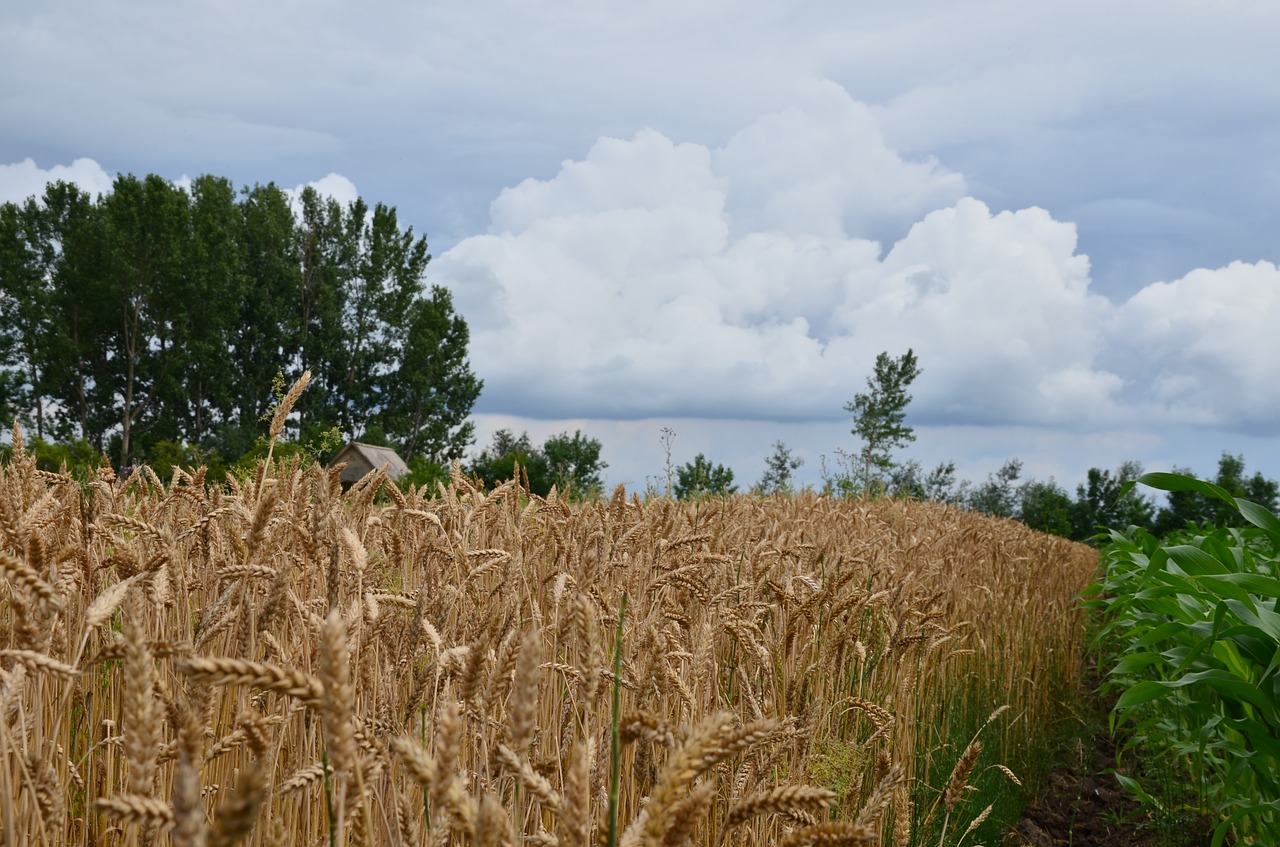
[{"x1": 0, "y1": 422, "x2": 1097, "y2": 847}]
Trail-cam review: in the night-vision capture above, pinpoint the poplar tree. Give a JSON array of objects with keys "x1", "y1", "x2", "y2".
[
  {"x1": 0, "y1": 173, "x2": 482, "y2": 471},
  {"x1": 844, "y1": 349, "x2": 922, "y2": 492}
]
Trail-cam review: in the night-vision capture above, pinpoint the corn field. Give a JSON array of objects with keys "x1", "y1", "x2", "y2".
[{"x1": 0, "y1": 424, "x2": 1097, "y2": 846}]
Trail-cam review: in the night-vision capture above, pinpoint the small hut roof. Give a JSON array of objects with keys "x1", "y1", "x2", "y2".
[{"x1": 329, "y1": 441, "x2": 411, "y2": 485}]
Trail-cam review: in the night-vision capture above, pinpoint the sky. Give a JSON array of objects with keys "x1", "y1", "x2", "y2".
[{"x1": 3, "y1": 0, "x2": 1280, "y2": 495}]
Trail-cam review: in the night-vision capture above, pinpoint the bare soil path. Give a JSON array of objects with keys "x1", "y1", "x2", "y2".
[{"x1": 1006, "y1": 671, "x2": 1216, "y2": 847}]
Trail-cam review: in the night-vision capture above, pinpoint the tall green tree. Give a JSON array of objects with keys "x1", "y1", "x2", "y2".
[
  {"x1": 99, "y1": 173, "x2": 194, "y2": 466},
  {"x1": 0, "y1": 199, "x2": 44, "y2": 435},
  {"x1": 543, "y1": 430, "x2": 607, "y2": 497},
  {"x1": 292, "y1": 189, "x2": 434, "y2": 441},
  {"x1": 178, "y1": 175, "x2": 242, "y2": 444},
  {"x1": 377, "y1": 288, "x2": 482, "y2": 463},
  {"x1": 468, "y1": 429, "x2": 607, "y2": 500},
  {"x1": 229, "y1": 182, "x2": 303, "y2": 449},
  {"x1": 845, "y1": 349, "x2": 922, "y2": 492},
  {"x1": 0, "y1": 173, "x2": 483, "y2": 472},
  {"x1": 969, "y1": 458, "x2": 1023, "y2": 518},
  {"x1": 1072, "y1": 461, "x2": 1154, "y2": 540},
  {"x1": 39, "y1": 181, "x2": 114, "y2": 449},
  {"x1": 293, "y1": 186, "x2": 356, "y2": 433},
  {"x1": 674, "y1": 454, "x2": 737, "y2": 499},
  {"x1": 1017, "y1": 478, "x2": 1074, "y2": 538},
  {"x1": 338, "y1": 201, "x2": 430, "y2": 437},
  {"x1": 885, "y1": 458, "x2": 962, "y2": 503},
  {"x1": 468, "y1": 430, "x2": 550, "y2": 494},
  {"x1": 758, "y1": 440, "x2": 803, "y2": 495}
]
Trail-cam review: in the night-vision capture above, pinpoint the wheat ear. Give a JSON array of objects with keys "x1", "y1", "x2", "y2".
[
  {"x1": 122, "y1": 608, "x2": 161, "y2": 796},
  {"x1": 175, "y1": 657, "x2": 325, "y2": 703},
  {"x1": 95, "y1": 794, "x2": 175, "y2": 830},
  {"x1": 725, "y1": 785, "x2": 837, "y2": 828},
  {"x1": 780, "y1": 821, "x2": 878, "y2": 846},
  {"x1": 208, "y1": 766, "x2": 268, "y2": 847}
]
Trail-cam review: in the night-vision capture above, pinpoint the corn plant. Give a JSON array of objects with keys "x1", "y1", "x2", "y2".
[{"x1": 1088, "y1": 472, "x2": 1280, "y2": 846}]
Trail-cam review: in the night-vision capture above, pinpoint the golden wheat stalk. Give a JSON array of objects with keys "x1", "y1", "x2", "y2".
[
  {"x1": 725, "y1": 785, "x2": 837, "y2": 827},
  {"x1": 175, "y1": 656, "x2": 325, "y2": 703},
  {"x1": 269, "y1": 370, "x2": 312, "y2": 441},
  {"x1": 0, "y1": 649, "x2": 77, "y2": 680},
  {"x1": 943, "y1": 740, "x2": 982, "y2": 812},
  {"x1": 0, "y1": 549, "x2": 61, "y2": 610},
  {"x1": 780, "y1": 821, "x2": 878, "y2": 847},
  {"x1": 95, "y1": 793, "x2": 175, "y2": 829}
]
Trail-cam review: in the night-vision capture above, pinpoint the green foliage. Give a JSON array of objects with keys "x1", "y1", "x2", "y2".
[
  {"x1": 758, "y1": 440, "x2": 803, "y2": 495},
  {"x1": 967, "y1": 458, "x2": 1023, "y2": 518},
  {"x1": 468, "y1": 429, "x2": 607, "y2": 500},
  {"x1": 376, "y1": 288, "x2": 482, "y2": 464},
  {"x1": 844, "y1": 349, "x2": 921, "y2": 492},
  {"x1": 0, "y1": 437, "x2": 103, "y2": 480},
  {"x1": 674, "y1": 453, "x2": 737, "y2": 500},
  {"x1": 0, "y1": 174, "x2": 481, "y2": 473},
  {"x1": 1153, "y1": 453, "x2": 1280, "y2": 535},
  {"x1": 543, "y1": 429, "x2": 608, "y2": 498},
  {"x1": 229, "y1": 426, "x2": 344, "y2": 480},
  {"x1": 1071, "y1": 461, "x2": 1154, "y2": 540},
  {"x1": 882, "y1": 458, "x2": 963, "y2": 503},
  {"x1": 401, "y1": 456, "x2": 449, "y2": 492},
  {"x1": 149, "y1": 440, "x2": 222, "y2": 483},
  {"x1": 1016, "y1": 478, "x2": 1074, "y2": 538},
  {"x1": 1089, "y1": 471, "x2": 1280, "y2": 845}
]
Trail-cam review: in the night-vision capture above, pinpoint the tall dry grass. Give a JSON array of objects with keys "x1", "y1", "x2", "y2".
[{"x1": 0, "y1": 422, "x2": 1096, "y2": 846}]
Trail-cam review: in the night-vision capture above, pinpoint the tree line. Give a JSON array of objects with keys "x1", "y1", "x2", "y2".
[
  {"x1": 0, "y1": 174, "x2": 481, "y2": 474},
  {"x1": 4, "y1": 180, "x2": 1268, "y2": 537},
  {"x1": 829, "y1": 348, "x2": 1280, "y2": 542}
]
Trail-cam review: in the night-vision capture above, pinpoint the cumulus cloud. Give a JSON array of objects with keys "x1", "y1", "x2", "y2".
[
  {"x1": 436, "y1": 88, "x2": 1123, "y2": 426},
  {"x1": 1112, "y1": 260, "x2": 1280, "y2": 433},
  {"x1": 713, "y1": 80, "x2": 966, "y2": 242},
  {"x1": 435, "y1": 85, "x2": 1279, "y2": 436},
  {"x1": 0, "y1": 157, "x2": 114, "y2": 205},
  {"x1": 284, "y1": 173, "x2": 362, "y2": 212}
]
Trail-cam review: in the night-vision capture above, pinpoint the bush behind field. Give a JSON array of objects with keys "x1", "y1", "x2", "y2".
[{"x1": 0, "y1": 441, "x2": 1096, "y2": 845}]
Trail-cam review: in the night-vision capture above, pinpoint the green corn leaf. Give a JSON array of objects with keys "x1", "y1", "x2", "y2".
[
  {"x1": 1117, "y1": 671, "x2": 1279, "y2": 725},
  {"x1": 1196, "y1": 572, "x2": 1280, "y2": 599},
  {"x1": 1110, "y1": 651, "x2": 1166, "y2": 676},
  {"x1": 1112, "y1": 772, "x2": 1162, "y2": 808},
  {"x1": 1166, "y1": 544, "x2": 1232, "y2": 577},
  {"x1": 1177, "y1": 669, "x2": 1279, "y2": 725},
  {"x1": 1136, "y1": 620, "x2": 1194, "y2": 647},
  {"x1": 1212, "y1": 799, "x2": 1280, "y2": 847},
  {"x1": 1131, "y1": 472, "x2": 1237, "y2": 505},
  {"x1": 1222, "y1": 599, "x2": 1280, "y2": 643},
  {"x1": 1186, "y1": 575, "x2": 1259, "y2": 609},
  {"x1": 1235, "y1": 498, "x2": 1280, "y2": 539},
  {"x1": 1115, "y1": 680, "x2": 1174, "y2": 711}
]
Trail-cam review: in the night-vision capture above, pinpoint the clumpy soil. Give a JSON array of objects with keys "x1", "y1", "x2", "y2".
[
  {"x1": 1006, "y1": 671, "x2": 1218, "y2": 847},
  {"x1": 1009, "y1": 731, "x2": 1172, "y2": 847}
]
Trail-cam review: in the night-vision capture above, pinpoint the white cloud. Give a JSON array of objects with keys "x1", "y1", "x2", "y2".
[
  {"x1": 436, "y1": 88, "x2": 1123, "y2": 428},
  {"x1": 1113, "y1": 260, "x2": 1280, "y2": 431},
  {"x1": 285, "y1": 173, "x2": 362, "y2": 212},
  {"x1": 712, "y1": 80, "x2": 966, "y2": 241},
  {"x1": 0, "y1": 157, "x2": 114, "y2": 205},
  {"x1": 436, "y1": 84, "x2": 1280, "y2": 441}
]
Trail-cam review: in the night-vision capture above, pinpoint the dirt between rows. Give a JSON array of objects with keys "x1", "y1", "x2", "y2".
[
  {"x1": 1008, "y1": 731, "x2": 1171, "y2": 847},
  {"x1": 1005, "y1": 671, "x2": 1218, "y2": 847}
]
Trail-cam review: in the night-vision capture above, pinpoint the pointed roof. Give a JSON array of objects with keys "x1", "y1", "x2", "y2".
[{"x1": 329, "y1": 441, "x2": 411, "y2": 485}]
